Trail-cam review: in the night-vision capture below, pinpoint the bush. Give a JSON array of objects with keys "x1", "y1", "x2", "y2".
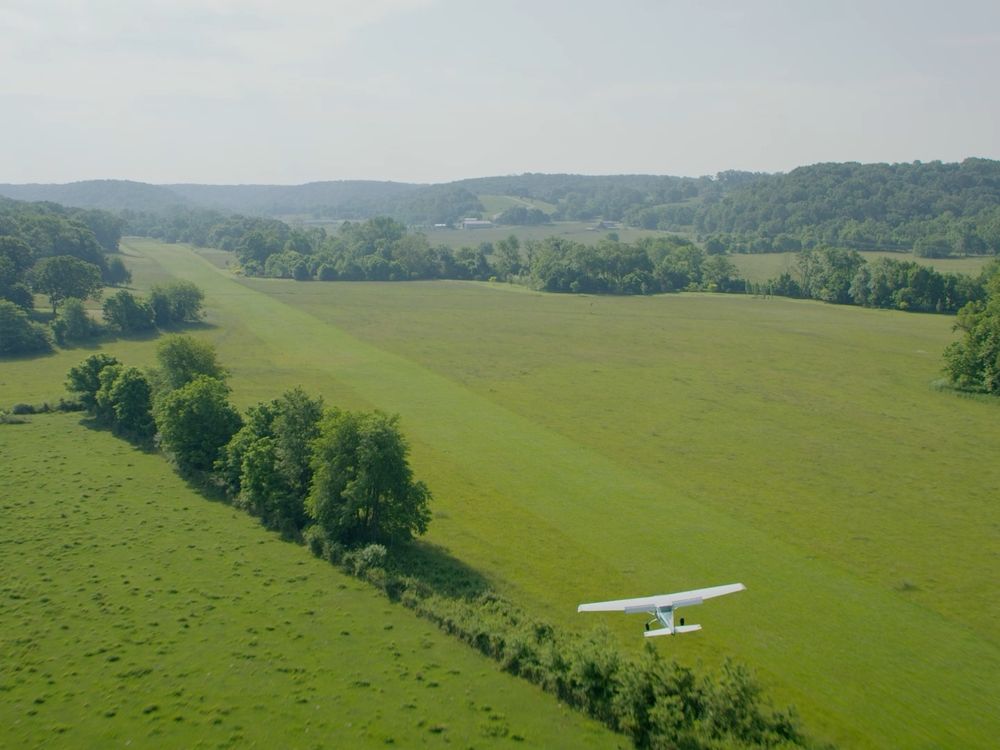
[
  {"x1": 102, "y1": 290, "x2": 155, "y2": 333},
  {"x1": 154, "y1": 375, "x2": 242, "y2": 473},
  {"x1": 52, "y1": 298, "x2": 99, "y2": 344},
  {"x1": 0, "y1": 300, "x2": 52, "y2": 355}
]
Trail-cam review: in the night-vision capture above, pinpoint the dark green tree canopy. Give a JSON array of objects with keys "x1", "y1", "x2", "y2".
[
  {"x1": 66, "y1": 353, "x2": 121, "y2": 410},
  {"x1": 102, "y1": 289, "x2": 155, "y2": 333},
  {"x1": 154, "y1": 375, "x2": 242, "y2": 473},
  {"x1": 216, "y1": 387, "x2": 324, "y2": 532},
  {"x1": 0, "y1": 299, "x2": 52, "y2": 355},
  {"x1": 31, "y1": 255, "x2": 103, "y2": 313},
  {"x1": 307, "y1": 410, "x2": 431, "y2": 546},
  {"x1": 154, "y1": 334, "x2": 226, "y2": 391},
  {"x1": 944, "y1": 263, "x2": 1000, "y2": 393}
]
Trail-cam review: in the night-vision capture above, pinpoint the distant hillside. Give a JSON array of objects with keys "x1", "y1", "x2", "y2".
[
  {"x1": 691, "y1": 158, "x2": 1000, "y2": 254},
  {"x1": 165, "y1": 180, "x2": 422, "y2": 217},
  {"x1": 0, "y1": 180, "x2": 189, "y2": 213},
  {"x1": 2, "y1": 160, "x2": 998, "y2": 256}
]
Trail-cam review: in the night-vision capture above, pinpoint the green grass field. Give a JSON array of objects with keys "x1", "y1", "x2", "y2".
[
  {"x1": 0, "y1": 413, "x2": 618, "y2": 749},
  {"x1": 476, "y1": 194, "x2": 558, "y2": 217},
  {"x1": 731, "y1": 251, "x2": 995, "y2": 283},
  {"x1": 5, "y1": 238, "x2": 999, "y2": 748}
]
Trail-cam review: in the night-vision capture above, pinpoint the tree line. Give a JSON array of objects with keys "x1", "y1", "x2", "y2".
[
  {"x1": 0, "y1": 198, "x2": 132, "y2": 354},
  {"x1": 66, "y1": 336, "x2": 431, "y2": 548},
  {"x1": 62, "y1": 337, "x2": 819, "y2": 748}
]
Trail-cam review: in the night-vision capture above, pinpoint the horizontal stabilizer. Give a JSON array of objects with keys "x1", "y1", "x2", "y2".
[
  {"x1": 643, "y1": 627, "x2": 674, "y2": 638},
  {"x1": 674, "y1": 624, "x2": 702, "y2": 634}
]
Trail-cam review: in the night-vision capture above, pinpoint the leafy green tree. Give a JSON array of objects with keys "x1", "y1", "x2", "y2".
[
  {"x1": 217, "y1": 387, "x2": 324, "y2": 531},
  {"x1": 51, "y1": 297, "x2": 99, "y2": 343},
  {"x1": 102, "y1": 289, "x2": 155, "y2": 333},
  {"x1": 94, "y1": 363, "x2": 124, "y2": 424},
  {"x1": 944, "y1": 266, "x2": 1000, "y2": 393},
  {"x1": 31, "y1": 255, "x2": 104, "y2": 313},
  {"x1": 154, "y1": 334, "x2": 226, "y2": 391},
  {"x1": 106, "y1": 367, "x2": 155, "y2": 438},
  {"x1": 154, "y1": 375, "x2": 242, "y2": 472},
  {"x1": 493, "y1": 235, "x2": 522, "y2": 280},
  {"x1": 66, "y1": 354, "x2": 121, "y2": 410},
  {"x1": 0, "y1": 299, "x2": 52, "y2": 355},
  {"x1": 104, "y1": 256, "x2": 132, "y2": 286},
  {"x1": 307, "y1": 410, "x2": 431, "y2": 546}
]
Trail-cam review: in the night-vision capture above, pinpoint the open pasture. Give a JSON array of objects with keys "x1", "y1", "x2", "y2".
[
  {"x1": 731, "y1": 250, "x2": 994, "y2": 283},
  {"x1": 0, "y1": 413, "x2": 617, "y2": 749},
  {"x1": 6, "y1": 238, "x2": 998, "y2": 748},
  {"x1": 113, "y1": 239, "x2": 999, "y2": 749}
]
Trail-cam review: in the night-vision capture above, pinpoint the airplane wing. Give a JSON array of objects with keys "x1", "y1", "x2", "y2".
[{"x1": 578, "y1": 583, "x2": 745, "y2": 613}]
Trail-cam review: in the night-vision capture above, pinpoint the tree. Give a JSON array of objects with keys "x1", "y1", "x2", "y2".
[
  {"x1": 493, "y1": 235, "x2": 522, "y2": 280},
  {"x1": 154, "y1": 334, "x2": 226, "y2": 391},
  {"x1": 102, "y1": 290, "x2": 155, "y2": 333},
  {"x1": 307, "y1": 410, "x2": 431, "y2": 546},
  {"x1": 31, "y1": 255, "x2": 104, "y2": 313},
  {"x1": 52, "y1": 297, "x2": 99, "y2": 343},
  {"x1": 106, "y1": 367, "x2": 155, "y2": 439},
  {"x1": 66, "y1": 353, "x2": 121, "y2": 410},
  {"x1": 147, "y1": 282, "x2": 206, "y2": 327},
  {"x1": 0, "y1": 299, "x2": 52, "y2": 355},
  {"x1": 154, "y1": 375, "x2": 242, "y2": 472},
  {"x1": 104, "y1": 256, "x2": 132, "y2": 286},
  {"x1": 944, "y1": 266, "x2": 1000, "y2": 393},
  {"x1": 216, "y1": 387, "x2": 324, "y2": 532}
]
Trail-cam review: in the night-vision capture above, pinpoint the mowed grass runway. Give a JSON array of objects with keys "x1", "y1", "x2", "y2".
[
  {"x1": 0, "y1": 414, "x2": 618, "y2": 749},
  {"x1": 6, "y1": 238, "x2": 999, "y2": 748}
]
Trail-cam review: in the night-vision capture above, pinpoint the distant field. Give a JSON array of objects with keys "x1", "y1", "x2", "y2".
[
  {"x1": 0, "y1": 420, "x2": 618, "y2": 748},
  {"x1": 732, "y1": 250, "x2": 995, "y2": 283},
  {"x1": 476, "y1": 194, "x2": 557, "y2": 217},
  {"x1": 5, "y1": 239, "x2": 999, "y2": 749}
]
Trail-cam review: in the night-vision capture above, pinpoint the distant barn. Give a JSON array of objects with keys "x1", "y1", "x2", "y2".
[{"x1": 462, "y1": 218, "x2": 493, "y2": 229}]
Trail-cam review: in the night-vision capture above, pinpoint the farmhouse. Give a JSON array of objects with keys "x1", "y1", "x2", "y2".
[{"x1": 462, "y1": 218, "x2": 493, "y2": 229}]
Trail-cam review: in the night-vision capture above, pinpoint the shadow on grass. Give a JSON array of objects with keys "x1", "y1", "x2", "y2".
[{"x1": 389, "y1": 539, "x2": 492, "y2": 600}]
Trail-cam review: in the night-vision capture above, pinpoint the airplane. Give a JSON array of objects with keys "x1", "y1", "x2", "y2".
[{"x1": 577, "y1": 583, "x2": 746, "y2": 637}]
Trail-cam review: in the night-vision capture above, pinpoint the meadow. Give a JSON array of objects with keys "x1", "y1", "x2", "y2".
[
  {"x1": 4, "y1": 237, "x2": 999, "y2": 748},
  {"x1": 0, "y1": 413, "x2": 619, "y2": 748}
]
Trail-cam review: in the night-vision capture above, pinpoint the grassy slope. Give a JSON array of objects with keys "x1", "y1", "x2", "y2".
[
  {"x1": 101, "y1": 239, "x2": 1000, "y2": 749},
  {"x1": 0, "y1": 322, "x2": 619, "y2": 744},
  {"x1": 477, "y1": 195, "x2": 558, "y2": 216}
]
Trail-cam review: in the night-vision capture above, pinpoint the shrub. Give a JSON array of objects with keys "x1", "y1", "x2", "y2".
[
  {"x1": 0, "y1": 300, "x2": 52, "y2": 355},
  {"x1": 51, "y1": 297, "x2": 99, "y2": 344}
]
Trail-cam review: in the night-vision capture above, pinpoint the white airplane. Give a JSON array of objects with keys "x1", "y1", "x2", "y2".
[{"x1": 578, "y1": 583, "x2": 746, "y2": 637}]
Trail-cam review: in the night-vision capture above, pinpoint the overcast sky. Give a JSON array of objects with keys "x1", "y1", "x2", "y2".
[{"x1": 2, "y1": 0, "x2": 998, "y2": 184}]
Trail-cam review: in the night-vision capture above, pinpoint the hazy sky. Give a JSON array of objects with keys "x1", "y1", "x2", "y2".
[{"x1": 2, "y1": 0, "x2": 998, "y2": 184}]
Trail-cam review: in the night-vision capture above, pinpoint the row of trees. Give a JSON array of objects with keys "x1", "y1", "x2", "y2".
[
  {"x1": 66, "y1": 337, "x2": 432, "y2": 547},
  {"x1": 944, "y1": 265, "x2": 1000, "y2": 394},
  {"x1": 782, "y1": 247, "x2": 986, "y2": 313}
]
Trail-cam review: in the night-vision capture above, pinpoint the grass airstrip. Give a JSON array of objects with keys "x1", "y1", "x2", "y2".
[{"x1": 3, "y1": 237, "x2": 999, "y2": 748}]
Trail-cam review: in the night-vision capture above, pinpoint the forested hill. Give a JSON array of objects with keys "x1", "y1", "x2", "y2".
[
  {"x1": 164, "y1": 180, "x2": 421, "y2": 217},
  {"x1": 692, "y1": 159, "x2": 1000, "y2": 255},
  {"x1": 0, "y1": 180, "x2": 191, "y2": 213},
  {"x1": 1, "y1": 159, "x2": 998, "y2": 253}
]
